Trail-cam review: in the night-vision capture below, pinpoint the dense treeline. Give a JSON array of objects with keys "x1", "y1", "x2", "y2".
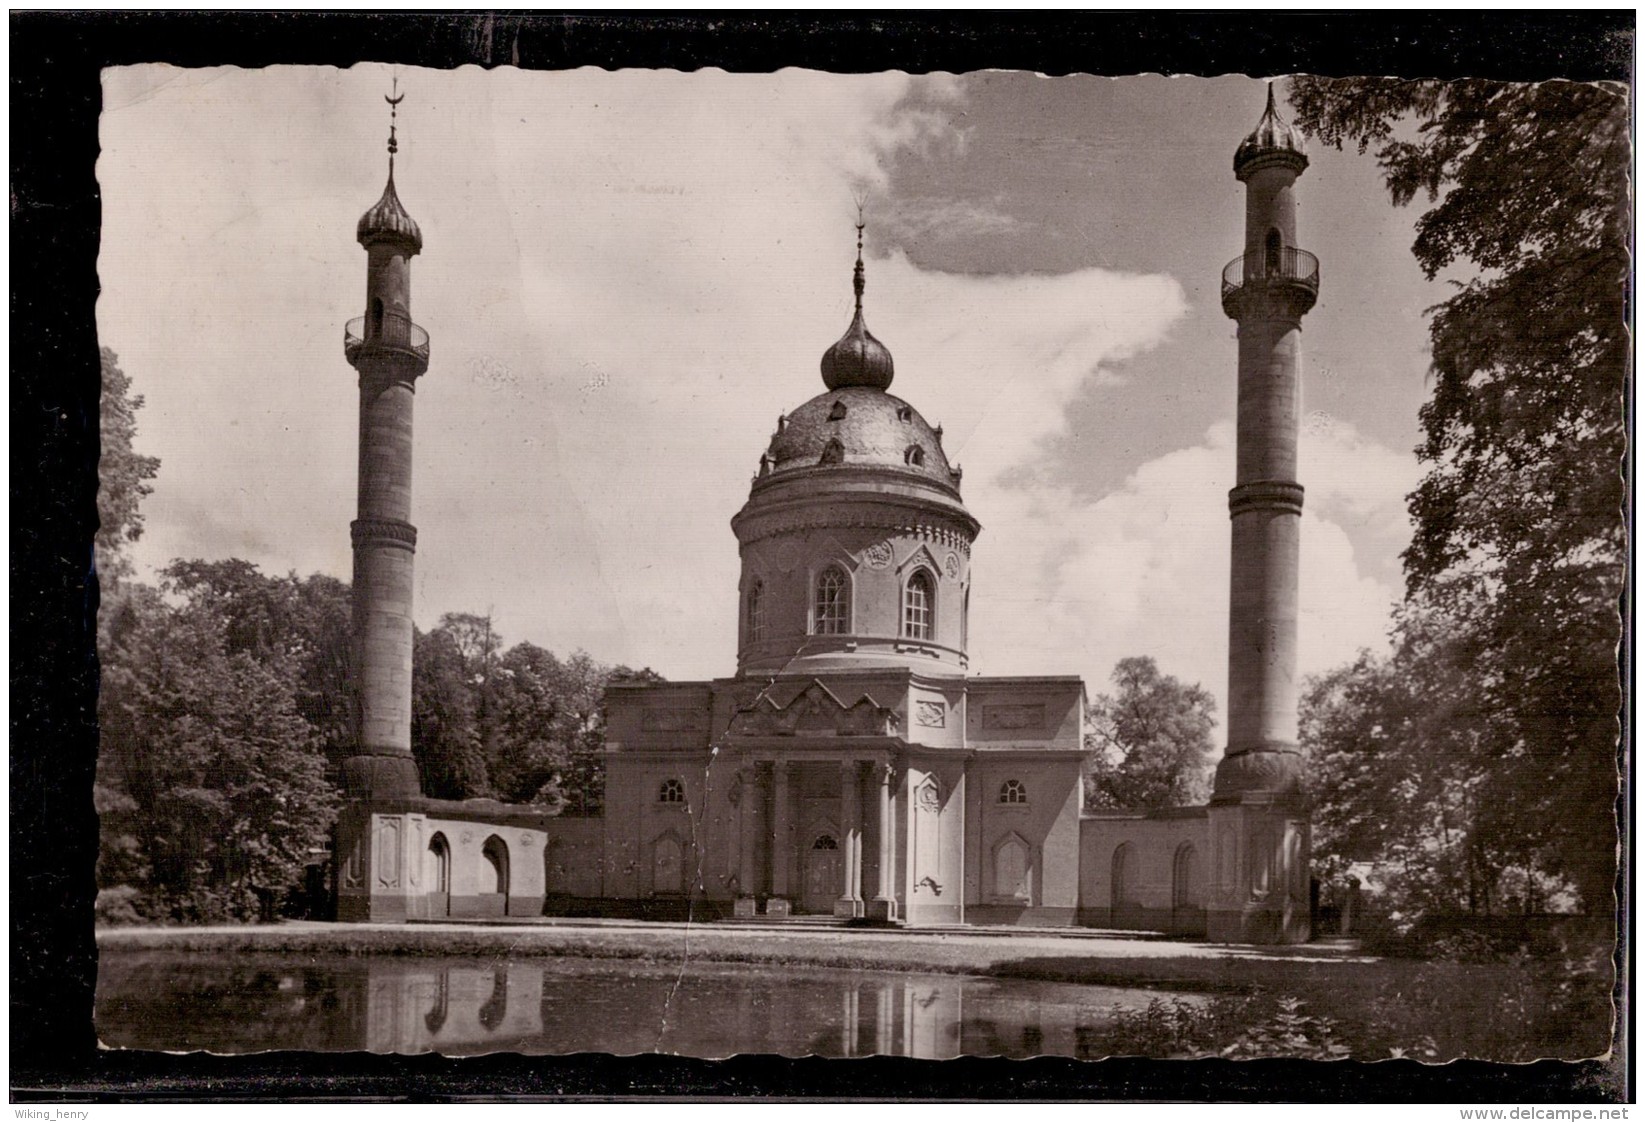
[
  {"x1": 94, "y1": 351, "x2": 655, "y2": 923},
  {"x1": 1290, "y1": 79, "x2": 1626, "y2": 923},
  {"x1": 407, "y1": 610, "x2": 662, "y2": 811}
]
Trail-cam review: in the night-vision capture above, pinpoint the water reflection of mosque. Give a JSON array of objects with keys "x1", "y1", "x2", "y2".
[{"x1": 358, "y1": 960, "x2": 1099, "y2": 1060}]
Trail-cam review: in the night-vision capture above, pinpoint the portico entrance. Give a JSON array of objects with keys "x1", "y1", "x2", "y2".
[{"x1": 802, "y1": 834, "x2": 841, "y2": 913}]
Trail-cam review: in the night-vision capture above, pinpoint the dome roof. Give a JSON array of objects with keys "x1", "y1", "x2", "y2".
[
  {"x1": 1234, "y1": 83, "x2": 1307, "y2": 174},
  {"x1": 765, "y1": 386, "x2": 957, "y2": 487},
  {"x1": 357, "y1": 174, "x2": 423, "y2": 252}
]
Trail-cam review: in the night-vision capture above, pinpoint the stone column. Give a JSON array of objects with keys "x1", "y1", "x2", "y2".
[
  {"x1": 768, "y1": 761, "x2": 793, "y2": 916},
  {"x1": 735, "y1": 764, "x2": 759, "y2": 916},
  {"x1": 835, "y1": 760, "x2": 863, "y2": 917},
  {"x1": 865, "y1": 762, "x2": 897, "y2": 922}
]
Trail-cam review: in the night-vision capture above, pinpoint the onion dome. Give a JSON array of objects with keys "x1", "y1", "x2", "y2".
[
  {"x1": 1234, "y1": 83, "x2": 1308, "y2": 178},
  {"x1": 357, "y1": 84, "x2": 423, "y2": 253},
  {"x1": 820, "y1": 221, "x2": 894, "y2": 391},
  {"x1": 357, "y1": 174, "x2": 423, "y2": 252}
]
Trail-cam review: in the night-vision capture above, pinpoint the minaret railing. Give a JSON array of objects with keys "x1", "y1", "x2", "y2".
[
  {"x1": 1220, "y1": 247, "x2": 1319, "y2": 303},
  {"x1": 345, "y1": 312, "x2": 430, "y2": 366}
]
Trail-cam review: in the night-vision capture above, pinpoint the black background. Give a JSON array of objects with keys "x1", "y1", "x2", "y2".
[{"x1": 11, "y1": 11, "x2": 1633, "y2": 1102}]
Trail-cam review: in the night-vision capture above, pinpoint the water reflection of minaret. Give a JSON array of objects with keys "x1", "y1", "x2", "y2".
[{"x1": 362, "y1": 962, "x2": 543, "y2": 1053}]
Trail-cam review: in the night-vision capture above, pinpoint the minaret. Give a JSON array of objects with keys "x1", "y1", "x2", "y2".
[
  {"x1": 340, "y1": 84, "x2": 428, "y2": 805},
  {"x1": 1207, "y1": 84, "x2": 1316, "y2": 944}
]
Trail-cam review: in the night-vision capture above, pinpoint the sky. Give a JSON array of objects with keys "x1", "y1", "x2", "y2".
[{"x1": 97, "y1": 65, "x2": 1438, "y2": 737}]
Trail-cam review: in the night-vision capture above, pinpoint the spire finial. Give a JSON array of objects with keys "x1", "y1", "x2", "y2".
[
  {"x1": 1265, "y1": 80, "x2": 1277, "y2": 115},
  {"x1": 385, "y1": 75, "x2": 404, "y2": 178},
  {"x1": 852, "y1": 198, "x2": 866, "y2": 314}
]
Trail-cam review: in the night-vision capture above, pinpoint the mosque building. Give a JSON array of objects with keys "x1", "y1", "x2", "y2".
[{"x1": 333, "y1": 86, "x2": 1317, "y2": 943}]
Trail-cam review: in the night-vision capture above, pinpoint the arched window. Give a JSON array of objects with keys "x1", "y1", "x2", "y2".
[
  {"x1": 746, "y1": 580, "x2": 766, "y2": 644},
  {"x1": 820, "y1": 438, "x2": 845, "y2": 465},
  {"x1": 1265, "y1": 228, "x2": 1283, "y2": 275},
  {"x1": 651, "y1": 833, "x2": 684, "y2": 895},
  {"x1": 902, "y1": 570, "x2": 934, "y2": 640},
  {"x1": 962, "y1": 585, "x2": 970, "y2": 650},
  {"x1": 999, "y1": 779, "x2": 1028, "y2": 805},
  {"x1": 993, "y1": 834, "x2": 1032, "y2": 902},
  {"x1": 904, "y1": 445, "x2": 925, "y2": 466},
  {"x1": 814, "y1": 567, "x2": 849, "y2": 634},
  {"x1": 828, "y1": 399, "x2": 848, "y2": 421},
  {"x1": 811, "y1": 834, "x2": 839, "y2": 851},
  {"x1": 1111, "y1": 842, "x2": 1134, "y2": 912},
  {"x1": 482, "y1": 835, "x2": 510, "y2": 898},
  {"x1": 369, "y1": 296, "x2": 385, "y2": 337},
  {"x1": 427, "y1": 833, "x2": 451, "y2": 895},
  {"x1": 658, "y1": 778, "x2": 686, "y2": 804},
  {"x1": 1173, "y1": 842, "x2": 1203, "y2": 912}
]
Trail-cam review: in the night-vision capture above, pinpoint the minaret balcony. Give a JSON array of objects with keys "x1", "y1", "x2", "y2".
[
  {"x1": 1220, "y1": 248, "x2": 1319, "y2": 318},
  {"x1": 345, "y1": 314, "x2": 430, "y2": 369}
]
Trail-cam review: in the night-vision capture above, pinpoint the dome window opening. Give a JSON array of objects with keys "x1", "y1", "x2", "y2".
[
  {"x1": 746, "y1": 580, "x2": 766, "y2": 644},
  {"x1": 897, "y1": 405, "x2": 913, "y2": 423},
  {"x1": 904, "y1": 445, "x2": 926, "y2": 467},
  {"x1": 820, "y1": 438, "x2": 845, "y2": 466},
  {"x1": 828, "y1": 400, "x2": 848, "y2": 421},
  {"x1": 813, "y1": 567, "x2": 850, "y2": 635},
  {"x1": 902, "y1": 570, "x2": 934, "y2": 641}
]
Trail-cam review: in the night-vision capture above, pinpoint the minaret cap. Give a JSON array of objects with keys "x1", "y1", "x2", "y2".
[
  {"x1": 1234, "y1": 82, "x2": 1308, "y2": 179},
  {"x1": 819, "y1": 213, "x2": 894, "y2": 391},
  {"x1": 357, "y1": 80, "x2": 424, "y2": 253}
]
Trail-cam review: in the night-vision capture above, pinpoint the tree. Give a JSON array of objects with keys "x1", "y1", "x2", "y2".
[
  {"x1": 96, "y1": 581, "x2": 339, "y2": 922},
  {"x1": 161, "y1": 560, "x2": 355, "y2": 769},
  {"x1": 96, "y1": 348, "x2": 161, "y2": 583},
  {"x1": 1084, "y1": 656, "x2": 1216, "y2": 812},
  {"x1": 410, "y1": 625, "x2": 489, "y2": 800},
  {"x1": 1289, "y1": 78, "x2": 1626, "y2": 912}
]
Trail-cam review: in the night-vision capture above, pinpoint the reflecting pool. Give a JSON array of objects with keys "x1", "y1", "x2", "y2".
[{"x1": 97, "y1": 952, "x2": 1198, "y2": 1059}]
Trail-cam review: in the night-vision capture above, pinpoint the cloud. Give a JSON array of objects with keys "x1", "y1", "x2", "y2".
[{"x1": 968, "y1": 418, "x2": 1409, "y2": 738}]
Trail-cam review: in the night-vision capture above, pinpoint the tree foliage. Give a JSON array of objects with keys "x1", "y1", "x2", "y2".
[
  {"x1": 1084, "y1": 656, "x2": 1216, "y2": 812},
  {"x1": 408, "y1": 613, "x2": 663, "y2": 811},
  {"x1": 96, "y1": 580, "x2": 339, "y2": 923},
  {"x1": 1289, "y1": 78, "x2": 1625, "y2": 915},
  {"x1": 96, "y1": 348, "x2": 161, "y2": 583},
  {"x1": 410, "y1": 625, "x2": 490, "y2": 800}
]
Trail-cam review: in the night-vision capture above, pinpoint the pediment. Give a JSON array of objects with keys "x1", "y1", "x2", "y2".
[
  {"x1": 897, "y1": 542, "x2": 942, "y2": 577},
  {"x1": 727, "y1": 679, "x2": 899, "y2": 738}
]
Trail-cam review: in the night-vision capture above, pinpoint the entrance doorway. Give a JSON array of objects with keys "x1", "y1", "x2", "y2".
[
  {"x1": 802, "y1": 834, "x2": 841, "y2": 913},
  {"x1": 427, "y1": 833, "x2": 451, "y2": 918}
]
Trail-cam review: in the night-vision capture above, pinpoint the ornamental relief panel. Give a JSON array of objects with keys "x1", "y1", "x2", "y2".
[
  {"x1": 772, "y1": 538, "x2": 802, "y2": 572},
  {"x1": 982, "y1": 703, "x2": 1044, "y2": 732},
  {"x1": 641, "y1": 708, "x2": 699, "y2": 733},
  {"x1": 914, "y1": 700, "x2": 946, "y2": 728}
]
